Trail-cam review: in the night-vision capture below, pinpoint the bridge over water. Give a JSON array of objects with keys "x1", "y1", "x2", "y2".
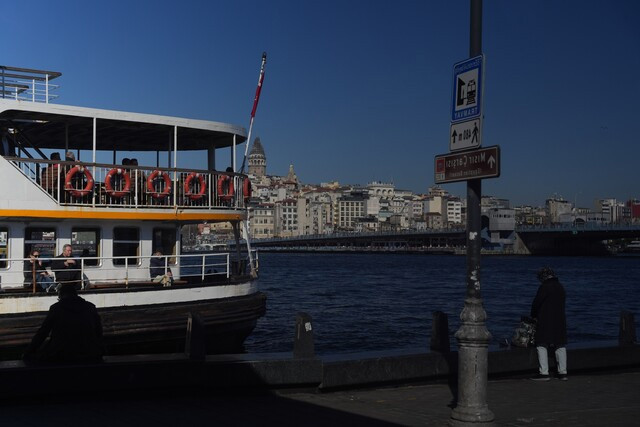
[{"x1": 249, "y1": 224, "x2": 640, "y2": 256}]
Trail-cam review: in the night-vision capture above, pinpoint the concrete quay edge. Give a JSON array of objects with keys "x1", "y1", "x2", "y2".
[{"x1": 0, "y1": 343, "x2": 638, "y2": 398}]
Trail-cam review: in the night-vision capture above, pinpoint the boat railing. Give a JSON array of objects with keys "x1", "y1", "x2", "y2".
[
  {"x1": 10, "y1": 157, "x2": 249, "y2": 210},
  {"x1": 0, "y1": 252, "x2": 257, "y2": 292},
  {"x1": 0, "y1": 66, "x2": 61, "y2": 104}
]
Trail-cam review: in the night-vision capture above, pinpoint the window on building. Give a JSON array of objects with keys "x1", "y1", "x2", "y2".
[
  {"x1": 24, "y1": 227, "x2": 56, "y2": 260},
  {"x1": 72, "y1": 228, "x2": 100, "y2": 266},
  {"x1": 113, "y1": 227, "x2": 140, "y2": 266},
  {"x1": 0, "y1": 228, "x2": 7, "y2": 268}
]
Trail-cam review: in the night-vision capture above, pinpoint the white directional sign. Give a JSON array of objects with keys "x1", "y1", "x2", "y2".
[
  {"x1": 451, "y1": 55, "x2": 483, "y2": 122},
  {"x1": 450, "y1": 118, "x2": 481, "y2": 152}
]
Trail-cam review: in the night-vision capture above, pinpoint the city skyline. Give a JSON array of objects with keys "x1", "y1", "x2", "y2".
[{"x1": 2, "y1": 1, "x2": 638, "y2": 207}]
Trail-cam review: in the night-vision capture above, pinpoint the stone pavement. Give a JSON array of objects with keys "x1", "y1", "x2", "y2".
[{"x1": 0, "y1": 371, "x2": 639, "y2": 426}]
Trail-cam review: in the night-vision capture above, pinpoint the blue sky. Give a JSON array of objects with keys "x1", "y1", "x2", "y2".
[{"x1": 2, "y1": 1, "x2": 638, "y2": 207}]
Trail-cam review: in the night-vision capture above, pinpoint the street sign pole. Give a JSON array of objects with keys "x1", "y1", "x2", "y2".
[{"x1": 450, "y1": 0, "x2": 495, "y2": 425}]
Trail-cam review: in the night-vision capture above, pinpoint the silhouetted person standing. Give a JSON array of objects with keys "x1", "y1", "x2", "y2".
[
  {"x1": 23, "y1": 284, "x2": 103, "y2": 363},
  {"x1": 530, "y1": 267, "x2": 568, "y2": 381}
]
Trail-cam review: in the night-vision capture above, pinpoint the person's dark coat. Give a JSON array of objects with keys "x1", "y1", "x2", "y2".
[
  {"x1": 52, "y1": 255, "x2": 81, "y2": 287},
  {"x1": 531, "y1": 277, "x2": 567, "y2": 346},
  {"x1": 23, "y1": 259, "x2": 45, "y2": 285},
  {"x1": 23, "y1": 291, "x2": 103, "y2": 363},
  {"x1": 150, "y1": 256, "x2": 171, "y2": 278}
]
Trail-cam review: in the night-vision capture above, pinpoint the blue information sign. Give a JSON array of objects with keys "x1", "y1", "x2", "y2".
[{"x1": 451, "y1": 55, "x2": 483, "y2": 122}]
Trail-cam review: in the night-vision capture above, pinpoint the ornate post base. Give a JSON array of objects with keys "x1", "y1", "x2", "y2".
[{"x1": 450, "y1": 297, "x2": 495, "y2": 426}]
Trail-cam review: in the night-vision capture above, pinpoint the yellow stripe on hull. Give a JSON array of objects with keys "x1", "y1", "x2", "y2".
[{"x1": 0, "y1": 209, "x2": 244, "y2": 222}]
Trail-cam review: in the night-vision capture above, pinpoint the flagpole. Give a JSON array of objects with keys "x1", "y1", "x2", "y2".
[
  {"x1": 240, "y1": 52, "x2": 267, "y2": 174},
  {"x1": 240, "y1": 52, "x2": 266, "y2": 278}
]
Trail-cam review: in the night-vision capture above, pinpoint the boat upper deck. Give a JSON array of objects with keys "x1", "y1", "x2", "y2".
[{"x1": 0, "y1": 66, "x2": 252, "y2": 220}]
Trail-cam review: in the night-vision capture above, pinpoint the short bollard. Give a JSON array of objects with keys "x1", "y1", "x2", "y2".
[
  {"x1": 430, "y1": 311, "x2": 451, "y2": 353},
  {"x1": 619, "y1": 310, "x2": 636, "y2": 346},
  {"x1": 293, "y1": 312, "x2": 315, "y2": 358},
  {"x1": 185, "y1": 312, "x2": 206, "y2": 360}
]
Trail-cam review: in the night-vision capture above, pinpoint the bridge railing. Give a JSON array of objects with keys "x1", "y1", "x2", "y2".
[
  {"x1": 252, "y1": 228, "x2": 467, "y2": 244},
  {"x1": 516, "y1": 223, "x2": 640, "y2": 233}
]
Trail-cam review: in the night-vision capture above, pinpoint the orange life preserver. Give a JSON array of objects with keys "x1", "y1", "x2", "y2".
[
  {"x1": 104, "y1": 168, "x2": 131, "y2": 198},
  {"x1": 184, "y1": 172, "x2": 207, "y2": 201},
  {"x1": 243, "y1": 178, "x2": 252, "y2": 202},
  {"x1": 64, "y1": 166, "x2": 94, "y2": 198},
  {"x1": 216, "y1": 174, "x2": 234, "y2": 202},
  {"x1": 146, "y1": 170, "x2": 172, "y2": 200}
]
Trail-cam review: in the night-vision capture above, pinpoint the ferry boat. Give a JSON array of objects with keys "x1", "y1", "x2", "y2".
[{"x1": 0, "y1": 66, "x2": 266, "y2": 358}]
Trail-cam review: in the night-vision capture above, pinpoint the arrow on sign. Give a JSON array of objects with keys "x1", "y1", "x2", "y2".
[
  {"x1": 451, "y1": 130, "x2": 458, "y2": 145},
  {"x1": 488, "y1": 155, "x2": 496, "y2": 168}
]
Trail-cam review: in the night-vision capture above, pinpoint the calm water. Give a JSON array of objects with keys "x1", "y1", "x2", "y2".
[{"x1": 244, "y1": 253, "x2": 640, "y2": 355}]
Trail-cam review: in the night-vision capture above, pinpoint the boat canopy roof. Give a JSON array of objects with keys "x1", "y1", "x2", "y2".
[{"x1": 0, "y1": 100, "x2": 247, "y2": 151}]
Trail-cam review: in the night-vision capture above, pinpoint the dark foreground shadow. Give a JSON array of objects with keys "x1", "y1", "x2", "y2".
[{"x1": 0, "y1": 388, "x2": 400, "y2": 427}]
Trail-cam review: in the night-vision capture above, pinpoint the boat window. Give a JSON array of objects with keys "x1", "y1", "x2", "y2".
[
  {"x1": 71, "y1": 228, "x2": 100, "y2": 266},
  {"x1": 153, "y1": 228, "x2": 176, "y2": 264},
  {"x1": 0, "y1": 228, "x2": 7, "y2": 268},
  {"x1": 113, "y1": 227, "x2": 140, "y2": 266},
  {"x1": 24, "y1": 228, "x2": 56, "y2": 262}
]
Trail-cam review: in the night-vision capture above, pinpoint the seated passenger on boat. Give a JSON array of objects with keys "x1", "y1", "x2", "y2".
[
  {"x1": 23, "y1": 284, "x2": 103, "y2": 364},
  {"x1": 23, "y1": 249, "x2": 56, "y2": 292},
  {"x1": 150, "y1": 249, "x2": 173, "y2": 287},
  {"x1": 52, "y1": 244, "x2": 82, "y2": 289}
]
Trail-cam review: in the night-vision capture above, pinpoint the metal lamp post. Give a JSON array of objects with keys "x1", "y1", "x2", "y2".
[{"x1": 450, "y1": 0, "x2": 495, "y2": 425}]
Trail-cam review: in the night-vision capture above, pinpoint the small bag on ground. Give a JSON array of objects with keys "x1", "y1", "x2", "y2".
[{"x1": 511, "y1": 316, "x2": 536, "y2": 347}]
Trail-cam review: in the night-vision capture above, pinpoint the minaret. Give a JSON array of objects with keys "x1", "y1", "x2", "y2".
[{"x1": 247, "y1": 137, "x2": 266, "y2": 178}]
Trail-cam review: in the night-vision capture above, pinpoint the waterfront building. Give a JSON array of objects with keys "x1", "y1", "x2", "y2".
[
  {"x1": 514, "y1": 205, "x2": 546, "y2": 226},
  {"x1": 338, "y1": 191, "x2": 367, "y2": 231},
  {"x1": 274, "y1": 198, "x2": 298, "y2": 237},
  {"x1": 427, "y1": 185, "x2": 449, "y2": 197},
  {"x1": 596, "y1": 198, "x2": 615, "y2": 222},
  {"x1": 425, "y1": 212, "x2": 443, "y2": 229},
  {"x1": 296, "y1": 192, "x2": 334, "y2": 235},
  {"x1": 410, "y1": 198, "x2": 425, "y2": 220},
  {"x1": 250, "y1": 203, "x2": 275, "y2": 239},
  {"x1": 414, "y1": 219, "x2": 428, "y2": 231},
  {"x1": 354, "y1": 216, "x2": 379, "y2": 233},
  {"x1": 424, "y1": 195, "x2": 445, "y2": 217},
  {"x1": 546, "y1": 196, "x2": 573, "y2": 224},
  {"x1": 366, "y1": 195, "x2": 381, "y2": 218},
  {"x1": 389, "y1": 214, "x2": 409, "y2": 230},
  {"x1": 446, "y1": 198, "x2": 463, "y2": 225},
  {"x1": 367, "y1": 181, "x2": 395, "y2": 198},
  {"x1": 481, "y1": 196, "x2": 510, "y2": 210}
]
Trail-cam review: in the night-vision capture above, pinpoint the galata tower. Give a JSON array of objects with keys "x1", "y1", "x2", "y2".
[{"x1": 248, "y1": 137, "x2": 266, "y2": 178}]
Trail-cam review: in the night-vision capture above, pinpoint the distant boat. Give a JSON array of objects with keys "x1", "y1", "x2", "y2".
[{"x1": 616, "y1": 240, "x2": 640, "y2": 257}]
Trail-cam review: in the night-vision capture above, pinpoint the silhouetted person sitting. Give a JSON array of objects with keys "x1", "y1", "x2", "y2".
[
  {"x1": 52, "y1": 244, "x2": 82, "y2": 289},
  {"x1": 22, "y1": 284, "x2": 103, "y2": 364}
]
